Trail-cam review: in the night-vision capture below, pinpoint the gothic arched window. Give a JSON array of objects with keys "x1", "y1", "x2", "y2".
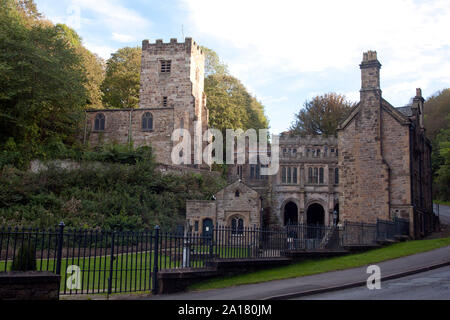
[
  {"x1": 94, "y1": 113, "x2": 105, "y2": 131},
  {"x1": 142, "y1": 112, "x2": 153, "y2": 131},
  {"x1": 231, "y1": 216, "x2": 244, "y2": 235}
]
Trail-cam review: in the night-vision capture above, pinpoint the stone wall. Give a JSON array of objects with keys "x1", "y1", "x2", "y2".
[
  {"x1": 338, "y1": 51, "x2": 433, "y2": 238},
  {"x1": 381, "y1": 103, "x2": 412, "y2": 220},
  {"x1": 186, "y1": 180, "x2": 261, "y2": 232},
  {"x1": 84, "y1": 38, "x2": 208, "y2": 167},
  {"x1": 338, "y1": 51, "x2": 390, "y2": 224},
  {"x1": 84, "y1": 108, "x2": 174, "y2": 164},
  {"x1": 0, "y1": 272, "x2": 60, "y2": 300},
  {"x1": 228, "y1": 135, "x2": 340, "y2": 228}
]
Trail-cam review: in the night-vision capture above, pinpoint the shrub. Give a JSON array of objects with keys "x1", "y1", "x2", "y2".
[{"x1": 11, "y1": 242, "x2": 37, "y2": 272}]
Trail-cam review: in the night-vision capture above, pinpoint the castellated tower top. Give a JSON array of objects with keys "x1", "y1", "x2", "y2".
[{"x1": 141, "y1": 37, "x2": 204, "y2": 56}]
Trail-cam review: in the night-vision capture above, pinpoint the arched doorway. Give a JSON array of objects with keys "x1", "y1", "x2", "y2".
[
  {"x1": 307, "y1": 203, "x2": 325, "y2": 225},
  {"x1": 284, "y1": 202, "x2": 298, "y2": 225},
  {"x1": 306, "y1": 203, "x2": 325, "y2": 239}
]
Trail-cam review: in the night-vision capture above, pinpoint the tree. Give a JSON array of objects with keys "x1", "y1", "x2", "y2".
[
  {"x1": 202, "y1": 47, "x2": 269, "y2": 134},
  {"x1": 201, "y1": 46, "x2": 228, "y2": 77},
  {"x1": 205, "y1": 74, "x2": 269, "y2": 134},
  {"x1": 290, "y1": 93, "x2": 354, "y2": 137},
  {"x1": 423, "y1": 89, "x2": 450, "y2": 200},
  {"x1": 0, "y1": 0, "x2": 87, "y2": 165},
  {"x1": 433, "y1": 119, "x2": 450, "y2": 201},
  {"x1": 101, "y1": 47, "x2": 141, "y2": 109},
  {"x1": 55, "y1": 24, "x2": 105, "y2": 109},
  {"x1": 424, "y1": 88, "x2": 450, "y2": 141}
]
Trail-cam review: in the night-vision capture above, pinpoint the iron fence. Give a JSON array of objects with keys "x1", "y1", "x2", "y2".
[
  {"x1": 376, "y1": 218, "x2": 396, "y2": 241},
  {"x1": 342, "y1": 221, "x2": 377, "y2": 246},
  {"x1": 0, "y1": 217, "x2": 410, "y2": 296},
  {"x1": 394, "y1": 217, "x2": 410, "y2": 236}
]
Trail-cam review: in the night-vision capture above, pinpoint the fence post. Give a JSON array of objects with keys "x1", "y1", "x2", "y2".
[
  {"x1": 209, "y1": 226, "x2": 214, "y2": 260},
  {"x1": 55, "y1": 221, "x2": 65, "y2": 276},
  {"x1": 107, "y1": 232, "x2": 115, "y2": 296},
  {"x1": 152, "y1": 225, "x2": 160, "y2": 295},
  {"x1": 343, "y1": 221, "x2": 347, "y2": 245},
  {"x1": 376, "y1": 218, "x2": 379, "y2": 240}
]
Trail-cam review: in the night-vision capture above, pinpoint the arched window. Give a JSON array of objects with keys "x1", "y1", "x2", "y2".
[
  {"x1": 319, "y1": 167, "x2": 324, "y2": 184},
  {"x1": 94, "y1": 113, "x2": 105, "y2": 131},
  {"x1": 142, "y1": 112, "x2": 153, "y2": 131},
  {"x1": 335, "y1": 167, "x2": 339, "y2": 184},
  {"x1": 235, "y1": 190, "x2": 240, "y2": 198},
  {"x1": 231, "y1": 216, "x2": 244, "y2": 235}
]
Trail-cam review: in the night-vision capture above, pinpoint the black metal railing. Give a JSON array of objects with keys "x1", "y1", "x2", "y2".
[
  {"x1": 394, "y1": 217, "x2": 410, "y2": 236},
  {"x1": 342, "y1": 221, "x2": 377, "y2": 246},
  {"x1": 376, "y1": 218, "x2": 396, "y2": 241},
  {"x1": 0, "y1": 218, "x2": 410, "y2": 296}
]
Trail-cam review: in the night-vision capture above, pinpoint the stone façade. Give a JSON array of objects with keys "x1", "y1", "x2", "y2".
[
  {"x1": 80, "y1": 37, "x2": 433, "y2": 238},
  {"x1": 83, "y1": 38, "x2": 209, "y2": 167},
  {"x1": 337, "y1": 51, "x2": 433, "y2": 238}
]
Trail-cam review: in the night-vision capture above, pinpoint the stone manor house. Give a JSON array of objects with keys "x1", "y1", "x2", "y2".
[{"x1": 82, "y1": 38, "x2": 433, "y2": 239}]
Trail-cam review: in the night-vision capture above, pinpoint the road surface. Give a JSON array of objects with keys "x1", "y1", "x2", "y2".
[
  {"x1": 297, "y1": 265, "x2": 450, "y2": 300},
  {"x1": 144, "y1": 245, "x2": 450, "y2": 300},
  {"x1": 435, "y1": 204, "x2": 450, "y2": 225}
]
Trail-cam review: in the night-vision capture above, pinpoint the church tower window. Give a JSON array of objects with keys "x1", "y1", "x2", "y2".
[
  {"x1": 142, "y1": 112, "x2": 153, "y2": 131},
  {"x1": 160, "y1": 60, "x2": 171, "y2": 73},
  {"x1": 94, "y1": 113, "x2": 105, "y2": 131}
]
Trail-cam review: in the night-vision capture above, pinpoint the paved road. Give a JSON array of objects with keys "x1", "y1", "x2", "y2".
[
  {"x1": 297, "y1": 265, "x2": 450, "y2": 300},
  {"x1": 435, "y1": 204, "x2": 450, "y2": 225},
  {"x1": 144, "y1": 245, "x2": 450, "y2": 300}
]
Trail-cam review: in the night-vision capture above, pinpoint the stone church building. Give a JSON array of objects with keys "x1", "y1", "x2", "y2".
[
  {"x1": 82, "y1": 38, "x2": 209, "y2": 166},
  {"x1": 82, "y1": 38, "x2": 433, "y2": 239}
]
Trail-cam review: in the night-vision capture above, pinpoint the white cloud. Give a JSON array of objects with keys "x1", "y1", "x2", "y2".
[
  {"x1": 71, "y1": 0, "x2": 151, "y2": 32},
  {"x1": 112, "y1": 33, "x2": 135, "y2": 43},
  {"x1": 84, "y1": 43, "x2": 116, "y2": 60},
  {"x1": 183, "y1": 0, "x2": 450, "y2": 105}
]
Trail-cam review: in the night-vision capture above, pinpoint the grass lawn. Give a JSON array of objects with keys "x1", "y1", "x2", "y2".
[
  {"x1": 0, "y1": 251, "x2": 192, "y2": 294},
  {"x1": 189, "y1": 237, "x2": 450, "y2": 291},
  {"x1": 434, "y1": 200, "x2": 450, "y2": 206}
]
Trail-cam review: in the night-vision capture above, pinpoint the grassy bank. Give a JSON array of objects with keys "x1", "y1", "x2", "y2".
[
  {"x1": 189, "y1": 237, "x2": 450, "y2": 291},
  {"x1": 0, "y1": 145, "x2": 226, "y2": 230}
]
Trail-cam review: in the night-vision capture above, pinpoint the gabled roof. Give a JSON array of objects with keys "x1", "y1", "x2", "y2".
[
  {"x1": 215, "y1": 180, "x2": 259, "y2": 199},
  {"x1": 337, "y1": 102, "x2": 360, "y2": 130},
  {"x1": 338, "y1": 97, "x2": 412, "y2": 131},
  {"x1": 396, "y1": 105, "x2": 413, "y2": 117},
  {"x1": 381, "y1": 99, "x2": 411, "y2": 125}
]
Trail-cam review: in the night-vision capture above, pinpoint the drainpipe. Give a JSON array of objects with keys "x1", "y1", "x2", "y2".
[
  {"x1": 409, "y1": 124, "x2": 416, "y2": 238},
  {"x1": 260, "y1": 196, "x2": 264, "y2": 229}
]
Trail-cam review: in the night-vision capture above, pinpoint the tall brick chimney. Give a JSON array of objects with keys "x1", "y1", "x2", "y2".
[
  {"x1": 360, "y1": 51, "x2": 381, "y2": 96},
  {"x1": 412, "y1": 88, "x2": 425, "y2": 129}
]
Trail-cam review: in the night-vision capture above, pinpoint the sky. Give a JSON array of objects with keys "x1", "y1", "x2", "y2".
[{"x1": 34, "y1": 0, "x2": 450, "y2": 134}]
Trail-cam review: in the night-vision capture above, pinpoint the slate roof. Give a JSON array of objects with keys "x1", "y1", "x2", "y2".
[{"x1": 396, "y1": 105, "x2": 413, "y2": 117}]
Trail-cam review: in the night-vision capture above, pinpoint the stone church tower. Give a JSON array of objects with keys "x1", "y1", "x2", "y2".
[
  {"x1": 84, "y1": 38, "x2": 209, "y2": 166},
  {"x1": 140, "y1": 38, "x2": 209, "y2": 165}
]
